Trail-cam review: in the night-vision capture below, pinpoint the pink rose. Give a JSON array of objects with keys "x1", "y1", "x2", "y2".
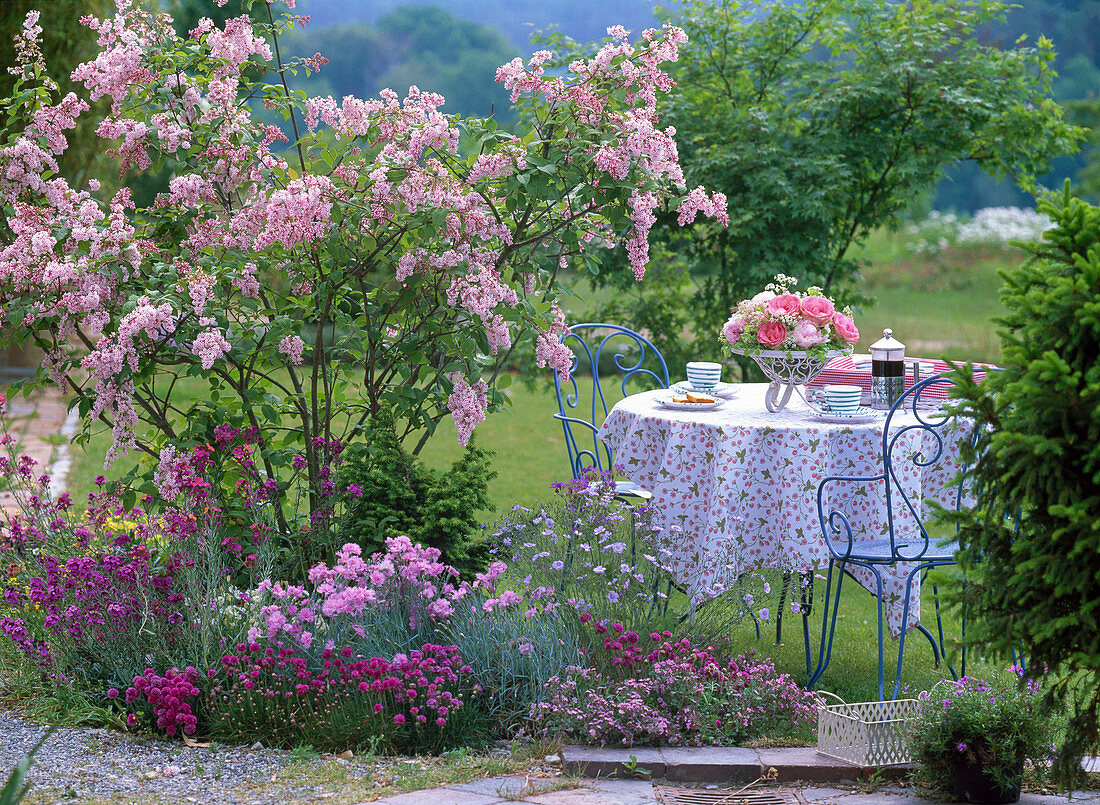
[
  {"x1": 792, "y1": 320, "x2": 827, "y2": 348},
  {"x1": 799, "y1": 295, "x2": 835, "y2": 324},
  {"x1": 766, "y1": 293, "x2": 801, "y2": 317},
  {"x1": 756, "y1": 320, "x2": 787, "y2": 346},
  {"x1": 723, "y1": 314, "x2": 746, "y2": 345},
  {"x1": 832, "y1": 312, "x2": 859, "y2": 344}
]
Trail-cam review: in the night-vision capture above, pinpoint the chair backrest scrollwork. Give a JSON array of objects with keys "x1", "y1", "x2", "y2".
[
  {"x1": 552, "y1": 323, "x2": 670, "y2": 480},
  {"x1": 819, "y1": 373, "x2": 976, "y2": 562}
]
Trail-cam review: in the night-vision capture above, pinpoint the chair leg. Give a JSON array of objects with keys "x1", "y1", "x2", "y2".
[
  {"x1": 914, "y1": 623, "x2": 941, "y2": 667},
  {"x1": 891, "y1": 566, "x2": 925, "y2": 701},
  {"x1": 808, "y1": 562, "x2": 842, "y2": 690},
  {"x1": 930, "y1": 579, "x2": 958, "y2": 680},
  {"x1": 776, "y1": 570, "x2": 792, "y2": 645},
  {"x1": 873, "y1": 572, "x2": 886, "y2": 701},
  {"x1": 800, "y1": 572, "x2": 814, "y2": 680}
]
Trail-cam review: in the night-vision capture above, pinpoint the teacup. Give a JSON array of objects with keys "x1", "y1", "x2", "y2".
[
  {"x1": 686, "y1": 361, "x2": 722, "y2": 392},
  {"x1": 822, "y1": 384, "x2": 862, "y2": 414}
]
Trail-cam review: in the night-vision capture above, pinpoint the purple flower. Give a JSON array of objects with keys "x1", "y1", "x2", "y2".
[{"x1": 957, "y1": 742, "x2": 968, "y2": 752}]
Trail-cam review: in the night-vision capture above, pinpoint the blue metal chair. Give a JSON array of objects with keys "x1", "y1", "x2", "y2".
[
  {"x1": 552, "y1": 323, "x2": 670, "y2": 501},
  {"x1": 807, "y1": 373, "x2": 973, "y2": 700}
]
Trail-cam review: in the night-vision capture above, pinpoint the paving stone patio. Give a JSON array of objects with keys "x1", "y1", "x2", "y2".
[{"x1": 363, "y1": 748, "x2": 1100, "y2": 805}]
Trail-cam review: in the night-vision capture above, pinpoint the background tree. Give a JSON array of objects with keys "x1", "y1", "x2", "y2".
[
  {"x1": 0, "y1": 0, "x2": 112, "y2": 191},
  {"x1": 947, "y1": 182, "x2": 1100, "y2": 789},
  {"x1": 585, "y1": 0, "x2": 1081, "y2": 374},
  {"x1": 282, "y1": 6, "x2": 518, "y2": 125},
  {"x1": 1067, "y1": 96, "x2": 1100, "y2": 199}
]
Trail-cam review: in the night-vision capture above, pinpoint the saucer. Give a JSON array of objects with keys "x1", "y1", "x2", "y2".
[
  {"x1": 659, "y1": 395, "x2": 723, "y2": 411},
  {"x1": 809, "y1": 406, "x2": 882, "y2": 424},
  {"x1": 671, "y1": 381, "x2": 737, "y2": 399}
]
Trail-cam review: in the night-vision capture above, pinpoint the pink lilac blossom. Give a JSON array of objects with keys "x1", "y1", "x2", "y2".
[
  {"x1": 446, "y1": 373, "x2": 488, "y2": 447},
  {"x1": 191, "y1": 328, "x2": 231, "y2": 369},
  {"x1": 278, "y1": 335, "x2": 304, "y2": 365}
]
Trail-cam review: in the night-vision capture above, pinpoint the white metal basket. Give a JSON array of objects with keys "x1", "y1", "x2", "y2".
[
  {"x1": 730, "y1": 348, "x2": 850, "y2": 412},
  {"x1": 816, "y1": 695, "x2": 919, "y2": 766}
]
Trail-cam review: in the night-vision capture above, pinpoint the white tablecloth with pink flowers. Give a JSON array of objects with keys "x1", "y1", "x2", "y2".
[{"x1": 596, "y1": 384, "x2": 969, "y2": 637}]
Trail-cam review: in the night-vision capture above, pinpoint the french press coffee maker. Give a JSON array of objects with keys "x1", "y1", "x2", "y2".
[{"x1": 870, "y1": 328, "x2": 905, "y2": 410}]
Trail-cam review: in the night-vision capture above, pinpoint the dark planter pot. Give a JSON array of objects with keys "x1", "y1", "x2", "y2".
[{"x1": 952, "y1": 757, "x2": 1023, "y2": 804}]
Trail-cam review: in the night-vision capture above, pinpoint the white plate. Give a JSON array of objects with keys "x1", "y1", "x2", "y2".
[
  {"x1": 808, "y1": 406, "x2": 883, "y2": 424},
  {"x1": 659, "y1": 395, "x2": 723, "y2": 411},
  {"x1": 671, "y1": 381, "x2": 738, "y2": 399}
]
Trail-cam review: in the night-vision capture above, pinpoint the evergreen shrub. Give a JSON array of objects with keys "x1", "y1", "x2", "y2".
[
  {"x1": 947, "y1": 182, "x2": 1100, "y2": 787},
  {"x1": 336, "y1": 416, "x2": 495, "y2": 577}
]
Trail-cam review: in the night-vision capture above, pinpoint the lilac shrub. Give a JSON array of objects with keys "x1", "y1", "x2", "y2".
[
  {"x1": 0, "y1": 2, "x2": 726, "y2": 554},
  {"x1": 530, "y1": 616, "x2": 820, "y2": 746}
]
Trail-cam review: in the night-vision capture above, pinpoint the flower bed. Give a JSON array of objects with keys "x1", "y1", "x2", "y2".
[{"x1": 0, "y1": 400, "x2": 821, "y2": 752}]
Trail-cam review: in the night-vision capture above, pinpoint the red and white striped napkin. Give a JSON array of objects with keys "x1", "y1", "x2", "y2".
[{"x1": 805, "y1": 354, "x2": 997, "y2": 402}]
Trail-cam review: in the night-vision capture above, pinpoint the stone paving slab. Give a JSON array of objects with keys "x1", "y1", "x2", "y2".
[
  {"x1": 526, "y1": 783, "x2": 657, "y2": 805},
  {"x1": 368, "y1": 776, "x2": 662, "y2": 805},
  {"x1": 448, "y1": 776, "x2": 565, "y2": 798},
  {"x1": 757, "y1": 747, "x2": 865, "y2": 785},
  {"x1": 660, "y1": 747, "x2": 760, "y2": 783},
  {"x1": 563, "y1": 746, "x2": 667, "y2": 780},
  {"x1": 370, "y1": 787, "x2": 511, "y2": 804},
  {"x1": 563, "y1": 745, "x2": 903, "y2": 785}
]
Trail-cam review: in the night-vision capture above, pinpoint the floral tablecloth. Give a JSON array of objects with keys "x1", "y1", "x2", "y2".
[{"x1": 596, "y1": 384, "x2": 969, "y2": 636}]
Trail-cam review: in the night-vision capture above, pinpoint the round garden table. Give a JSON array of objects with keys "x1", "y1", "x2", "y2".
[{"x1": 596, "y1": 383, "x2": 970, "y2": 638}]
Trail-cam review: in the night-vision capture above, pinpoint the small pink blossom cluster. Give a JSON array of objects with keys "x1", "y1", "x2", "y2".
[
  {"x1": 252, "y1": 537, "x2": 474, "y2": 648},
  {"x1": 124, "y1": 667, "x2": 201, "y2": 736},
  {"x1": 533, "y1": 305, "x2": 574, "y2": 382},
  {"x1": 531, "y1": 618, "x2": 821, "y2": 746},
  {"x1": 722, "y1": 274, "x2": 859, "y2": 352},
  {"x1": 278, "y1": 334, "x2": 304, "y2": 365},
  {"x1": 446, "y1": 373, "x2": 489, "y2": 447}
]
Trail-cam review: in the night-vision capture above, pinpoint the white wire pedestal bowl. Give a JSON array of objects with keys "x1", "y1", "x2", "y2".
[{"x1": 730, "y1": 347, "x2": 852, "y2": 412}]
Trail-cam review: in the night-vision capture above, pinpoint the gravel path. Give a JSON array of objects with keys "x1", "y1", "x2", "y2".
[{"x1": 0, "y1": 708, "x2": 457, "y2": 805}]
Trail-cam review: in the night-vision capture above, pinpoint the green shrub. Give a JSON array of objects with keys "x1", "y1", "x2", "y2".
[
  {"x1": 946, "y1": 181, "x2": 1100, "y2": 788},
  {"x1": 336, "y1": 416, "x2": 496, "y2": 577}
]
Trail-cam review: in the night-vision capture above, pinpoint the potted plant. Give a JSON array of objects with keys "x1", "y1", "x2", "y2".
[{"x1": 908, "y1": 669, "x2": 1057, "y2": 803}]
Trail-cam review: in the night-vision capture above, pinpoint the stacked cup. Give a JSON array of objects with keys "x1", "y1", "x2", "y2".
[
  {"x1": 685, "y1": 362, "x2": 723, "y2": 392},
  {"x1": 822, "y1": 384, "x2": 862, "y2": 414}
]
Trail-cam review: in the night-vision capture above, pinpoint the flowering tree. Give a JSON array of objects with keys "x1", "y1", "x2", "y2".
[{"x1": 0, "y1": 1, "x2": 725, "y2": 534}]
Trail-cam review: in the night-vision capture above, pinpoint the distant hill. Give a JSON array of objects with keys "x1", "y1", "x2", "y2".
[{"x1": 291, "y1": 0, "x2": 665, "y2": 51}]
